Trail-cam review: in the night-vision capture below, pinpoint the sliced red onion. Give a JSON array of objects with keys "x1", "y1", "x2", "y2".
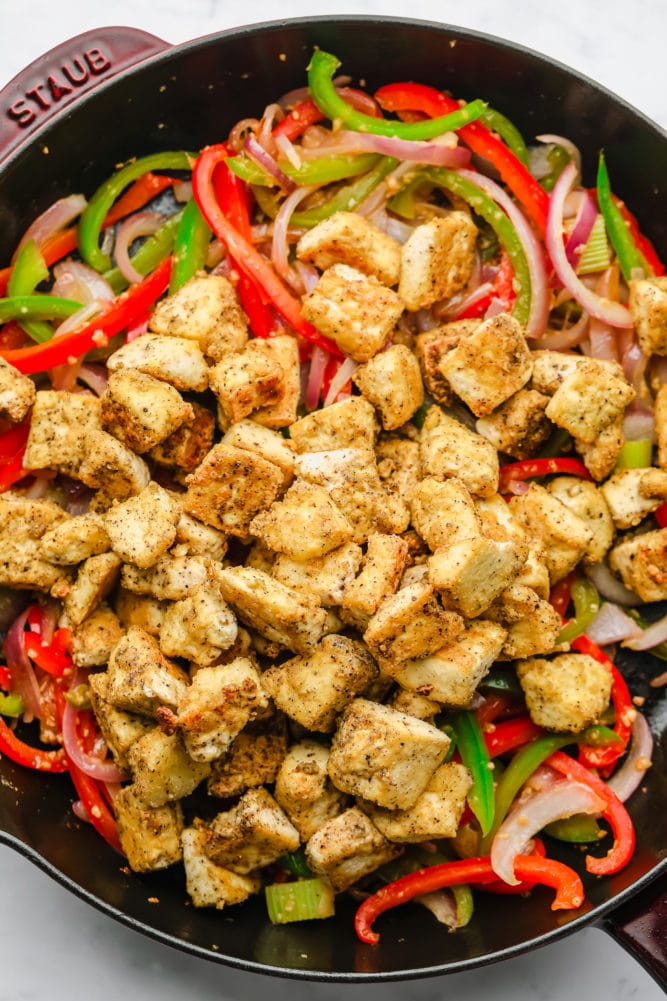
[
  {"x1": 584, "y1": 562, "x2": 643, "y2": 607},
  {"x1": 564, "y1": 190, "x2": 597, "y2": 268},
  {"x1": 77, "y1": 364, "x2": 109, "y2": 397},
  {"x1": 13, "y1": 193, "x2": 87, "y2": 259},
  {"x1": 274, "y1": 131, "x2": 303, "y2": 169},
  {"x1": 535, "y1": 311, "x2": 589, "y2": 351},
  {"x1": 323, "y1": 357, "x2": 358, "y2": 407},
  {"x1": 547, "y1": 162, "x2": 633, "y2": 329},
  {"x1": 115, "y1": 211, "x2": 166, "y2": 285},
  {"x1": 4, "y1": 607, "x2": 42, "y2": 721},
  {"x1": 173, "y1": 180, "x2": 193, "y2": 203},
  {"x1": 623, "y1": 610, "x2": 667, "y2": 651},
  {"x1": 61, "y1": 691, "x2": 127, "y2": 783},
  {"x1": 621, "y1": 339, "x2": 649, "y2": 395},
  {"x1": 585, "y1": 602, "x2": 644, "y2": 646},
  {"x1": 535, "y1": 133, "x2": 582, "y2": 173},
  {"x1": 271, "y1": 183, "x2": 320, "y2": 289},
  {"x1": 415, "y1": 890, "x2": 460, "y2": 929},
  {"x1": 52, "y1": 260, "x2": 115, "y2": 305},
  {"x1": 292, "y1": 259, "x2": 320, "y2": 294},
  {"x1": 491, "y1": 778, "x2": 606, "y2": 885},
  {"x1": 257, "y1": 102, "x2": 284, "y2": 154},
  {"x1": 245, "y1": 134, "x2": 296, "y2": 193},
  {"x1": 305, "y1": 346, "x2": 329, "y2": 411},
  {"x1": 443, "y1": 281, "x2": 494, "y2": 322},
  {"x1": 606, "y1": 713, "x2": 653, "y2": 802},
  {"x1": 458, "y1": 168, "x2": 550, "y2": 339},
  {"x1": 624, "y1": 405, "x2": 656, "y2": 443},
  {"x1": 228, "y1": 116, "x2": 261, "y2": 153},
  {"x1": 651, "y1": 355, "x2": 667, "y2": 386},
  {"x1": 52, "y1": 299, "x2": 108, "y2": 340},
  {"x1": 300, "y1": 129, "x2": 471, "y2": 167}
]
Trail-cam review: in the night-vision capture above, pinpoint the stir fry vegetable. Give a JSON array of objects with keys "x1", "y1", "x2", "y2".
[{"x1": 0, "y1": 49, "x2": 664, "y2": 949}]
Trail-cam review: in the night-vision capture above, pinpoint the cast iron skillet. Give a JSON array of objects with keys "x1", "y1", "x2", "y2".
[{"x1": 0, "y1": 14, "x2": 665, "y2": 985}]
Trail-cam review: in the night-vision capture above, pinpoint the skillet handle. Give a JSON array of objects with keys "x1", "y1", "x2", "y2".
[
  {"x1": 0, "y1": 27, "x2": 169, "y2": 165},
  {"x1": 600, "y1": 873, "x2": 667, "y2": 991}
]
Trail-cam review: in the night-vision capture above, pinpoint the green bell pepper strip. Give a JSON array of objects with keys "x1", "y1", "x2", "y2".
[
  {"x1": 0, "y1": 294, "x2": 83, "y2": 325},
  {"x1": 78, "y1": 151, "x2": 196, "y2": 273},
  {"x1": 596, "y1": 151, "x2": 652, "y2": 281},
  {"x1": 7, "y1": 239, "x2": 54, "y2": 343},
  {"x1": 479, "y1": 108, "x2": 529, "y2": 167},
  {"x1": 479, "y1": 668, "x2": 524, "y2": 699},
  {"x1": 392, "y1": 167, "x2": 532, "y2": 327},
  {"x1": 0, "y1": 691, "x2": 24, "y2": 717},
  {"x1": 556, "y1": 577, "x2": 601, "y2": 644},
  {"x1": 544, "y1": 814, "x2": 604, "y2": 843},
  {"x1": 169, "y1": 198, "x2": 211, "y2": 294},
  {"x1": 103, "y1": 211, "x2": 182, "y2": 294},
  {"x1": 226, "y1": 151, "x2": 381, "y2": 188},
  {"x1": 308, "y1": 50, "x2": 487, "y2": 140},
  {"x1": 279, "y1": 847, "x2": 313, "y2": 878},
  {"x1": 452, "y1": 710, "x2": 495, "y2": 837},
  {"x1": 614, "y1": 439, "x2": 653, "y2": 471},
  {"x1": 293, "y1": 156, "x2": 398, "y2": 227},
  {"x1": 538, "y1": 143, "x2": 571, "y2": 193}
]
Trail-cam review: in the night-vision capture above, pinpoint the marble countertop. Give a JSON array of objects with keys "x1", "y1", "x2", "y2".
[{"x1": 0, "y1": 1, "x2": 664, "y2": 999}]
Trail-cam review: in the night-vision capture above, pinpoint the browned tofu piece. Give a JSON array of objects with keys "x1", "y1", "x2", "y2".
[
  {"x1": 105, "y1": 482, "x2": 181, "y2": 569},
  {"x1": 182, "y1": 825, "x2": 261, "y2": 908},
  {"x1": 302, "y1": 263, "x2": 404, "y2": 362},
  {"x1": 209, "y1": 340, "x2": 287, "y2": 427},
  {"x1": 68, "y1": 603, "x2": 125, "y2": 667},
  {"x1": 114, "y1": 590, "x2": 167, "y2": 637},
  {"x1": 205, "y1": 787, "x2": 300, "y2": 874},
  {"x1": 420, "y1": 406, "x2": 499, "y2": 497},
  {"x1": 120, "y1": 553, "x2": 211, "y2": 602},
  {"x1": 249, "y1": 479, "x2": 355, "y2": 560},
  {"x1": 183, "y1": 443, "x2": 283, "y2": 538},
  {"x1": 428, "y1": 535, "x2": 529, "y2": 618},
  {"x1": 249, "y1": 335, "x2": 301, "y2": 429},
  {"x1": 327, "y1": 699, "x2": 450, "y2": 809},
  {"x1": 87, "y1": 670, "x2": 153, "y2": 770},
  {"x1": 340, "y1": 532, "x2": 409, "y2": 627},
  {"x1": 106, "y1": 332, "x2": 209, "y2": 391},
  {"x1": 62, "y1": 551, "x2": 121, "y2": 627},
  {"x1": 114, "y1": 784, "x2": 184, "y2": 872},
  {"x1": 128, "y1": 728, "x2": 211, "y2": 807},
  {"x1": 174, "y1": 512, "x2": 227, "y2": 560},
  {"x1": 547, "y1": 476, "x2": 615, "y2": 565},
  {"x1": 375, "y1": 435, "x2": 421, "y2": 500},
  {"x1": 508, "y1": 482, "x2": 593, "y2": 583},
  {"x1": 484, "y1": 583, "x2": 563, "y2": 660},
  {"x1": 23, "y1": 390, "x2": 101, "y2": 477},
  {"x1": 159, "y1": 579, "x2": 239, "y2": 666},
  {"x1": 0, "y1": 357, "x2": 35, "y2": 422},
  {"x1": 101, "y1": 369, "x2": 194, "y2": 454},
  {"x1": 40, "y1": 511, "x2": 110, "y2": 565},
  {"x1": 576, "y1": 416, "x2": 625, "y2": 481},
  {"x1": 656, "y1": 384, "x2": 667, "y2": 469},
  {"x1": 273, "y1": 541, "x2": 363, "y2": 607},
  {"x1": 222, "y1": 419, "x2": 295, "y2": 488},
  {"x1": 629, "y1": 275, "x2": 667, "y2": 356},
  {"x1": 274, "y1": 740, "x2": 348, "y2": 841},
  {"x1": 608, "y1": 527, "x2": 667, "y2": 602},
  {"x1": 149, "y1": 402, "x2": 216, "y2": 474},
  {"x1": 414, "y1": 320, "x2": 480, "y2": 405},
  {"x1": 105, "y1": 626, "x2": 190, "y2": 716},
  {"x1": 544, "y1": 362, "x2": 635, "y2": 444},
  {"x1": 149, "y1": 272, "x2": 249, "y2": 361},
  {"x1": 517, "y1": 653, "x2": 613, "y2": 733},
  {"x1": 398, "y1": 212, "x2": 477, "y2": 310},
  {"x1": 475, "y1": 388, "x2": 552, "y2": 460},
  {"x1": 362, "y1": 762, "x2": 472, "y2": 842},
  {"x1": 288, "y1": 396, "x2": 378, "y2": 453},
  {"x1": 0, "y1": 495, "x2": 68, "y2": 592},
  {"x1": 352, "y1": 344, "x2": 424, "y2": 430},
  {"x1": 261, "y1": 634, "x2": 378, "y2": 732},
  {"x1": 305, "y1": 807, "x2": 403, "y2": 892},
  {"x1": 296, "y1": 210, "x2": 402, "y2": 285},
  {"x1": 79, "y1": 428, "x2": 152, "y2": 508},
  {"x1": 410, "y1": 476, "x2": 482, "y2": 550},
  {"x1": 217, "y1": 565, "x2": 328, "y2": 654},
  {"x1": 600, "y1": 468, "x2": 667, "y2": 530},
  {"x1": 364, "y1": 578, "x2": 464, "y2": 663},
  {"x1": 208, "y1": 714, "x2": 288, "y2": 799}
]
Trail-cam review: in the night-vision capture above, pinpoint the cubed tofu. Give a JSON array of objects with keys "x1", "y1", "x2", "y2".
[
  {"x1": 305, "y1": 806, "x2": 403, "y2": 892},
  {"x1": 428, "y1": 535, "x2": 528, "y2": 618},
  {"x1": 248, "y1": 335, "x2": 301, "y2": 429},
  {"x1": 508, "y1": 482, "x2": 593, "y2": 583},
  {"x1": 182, "y1": 825, "x2": 261, "y2": 908},
  {"x1": 600, "y1": 467, "x2": 667, "y2": 529},
  {"x1": 414, "y1": 321, "x2": 480, "y2": 405},
  {"x1": 128, "y1": 728, "x2": 210, "y2": 807},
  {"x1": 208, "y1": 714, "x2": 288, "y2": 799},
  {"x1": 23, "y1": 390, "x2": 101, "y2": 477},
  {"x1": 149, "y1": 272, "x2": 249, "y2": 360},
  {"x1": 547, "y1": 476, "x2": 615, "y2": 564},
  {"x1": 420, "y1": 407, "x2": 499, "y2": 498},
  {"x1": 209, "y1": 340, "x2": 287, "y2": 426},
  {"x1": 288, "y1": 396, "x2": 378, "y2": 453},
  {"x1": 174, "y1": 513, "x2": 228, "y2": 560},
  {"x1": 78, "y1": 428, "x2": 151, "y2": 505},
  {"x1": 410, "y1": 476, "x2": 482, "y2": 551},
  {"x1": 62, "y1": 551, "x2": 121, "y2": 627},
  {"x1": 530, "y1": 350, "x2": 623, "y2": 394},
  {"x1": 0, "y1": 495, "x2": 68, "y2": 591},
  {"x1": 87, "y1": 671, "x2": 153, "y2": 770},
  {"x1": 222, "y1": 419, "x2": 295, "y2": 488},
  {"x1": 327, "y1": 699, "x2": 450, "y2": 809},
  {"x1": 516, "y1": 653, "x2": 613, "y2": 733},
  {"x1": 340, "y1": 533, "x2": 409, "y2": 627},
  {"x1": 0, "y1": 357, "x2": 35, "y2": 422},
  {"x1": 159, "y1": 580, "x2": 239, "y2": 666},
  {"x1": 576, "y1": 416, "x2": 625, "y2": 481},
  {"x1": 302, "y1": 263, "x2": 404, "y2": 362},
  {"x1": 273, "y1": 541, "x2": 363, "y2": 607},
  {"x1": 274, "y1": 740, "x2": 348, "y2": 841},
  {"x1": 352, "y1": 344, "x2": 424, "y2": 430},
  {"x1": 438, "y1": 313, "x2": 533, "y2": 417},
  {"x1": 217, "y1": 565, "x2": 328, "y2": 654},
  {"x1": 475, "y1": 388, "x2": 552, "y2": 459},
  {"x1": 656, "y1": 384, "x2": 667, "y2": 470},
  {"x1": 296, "y1": 210, "x2": 402, "y2": 285},
  {"x1": 115, "y1": 590, "x2": 167, "y2": 637},
  {"x1": 363, "y1": 578, "x2": 464, "y2": 664},
  {"x1": 608, "y1": 527, "x2": 667, "y2": 602},
  {"x1": 387, "y1": 620, "x2": 507, "y2": 705},
  {"x1": 544, "y1": 362, "x2": 635, "y2": 444},
  {"x1": 629, "y1": 275, "x2": 667, "y2": 356},
  {"x1": 171, "y1": 659, "x2": 268, "y2": 762},
  {"x1": 148, "y1": 402, "x2": 216, "y2": 474},
  {"x1": 386, "y1": 688, "x2": 441, "y2": 722},
  {"x1": 105, "y1": 626, "x2": 189, "y2": 716},
  {"x1": 475, "y1": 492, "x2": 527, "y2": 544},
  {"x1": 205, "y1": 787, "x2": 300, "y2": 874},
  {"x1": 106, "y1": 333, "x2": 209, "y2": 391},
  {"x1": 261, "y1": 635, "x2": 378, "y2": 732},
  {"x1": 249, "y1": 479, "x2": 355, "y2": 560},
  {"x1": 120, "y1": 553, "x2": 211, "y2": 601},
  {"x1": 101, "y1": 369, "x2": 194, "y2": 454},
  {"x1": 375, "y1": 435, "x2": 421, "y2": 499},
  {"x1": 114, "y1": 784, "x2": 183, "y2": 872},
  {"x1": 105, "y1": 482, "x2": 181, "y2": 569},
  {"x1": 398, "y1": 212, "x2": 477, "y2": 310},
  {"x1": 40, "y1": 512, "x2": 110, "y2": 565},
  {"x1": 484, "y1": 583, "x2": 563, "y2": 660},
  {"x1": 513, "y1": 545, "x2": 551, "y2": 600},
  {"x1": 183, "y1": 443, "x2": 283, "y2": 537},
  {"x1": 68, "y1": 603, "x2": 125, "y2": 667},
  {"x1": 362, "y1": 762, "x2": 472, "y2": 842}
]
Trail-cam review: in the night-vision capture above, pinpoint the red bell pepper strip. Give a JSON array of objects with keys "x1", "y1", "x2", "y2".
[
  {"x1": 354, "y1": 854, "x2": 585, "y2": 944},
  {"x1": 0, "y1": 256, "x2": 172, "y2": 375},
  {"x1": 0, "y1": 715, "x2": 69, "y2": 772},
  {"x1": 22, "y1": 628, "x2": 73, "y2": 679},
  {"x1": 0, "y1": 419, "x2": 30, "y2": 459},
  {"x1": 457, "y1": 250, "x2": 515, "y2": 319},
  {"x1": 571, "y1": 634, "x2": 634, "y2": 770},
  {"x1": 0, "y1": 450, "x2": 29, "y2": 492},
  {"x1": 549, "y1": 572, "x2": 575, "y2": 617},
  {"x1": 483, "y1": 716, "x2": 543, "y2": 758},
  {"x1": 655, "y1": 501, "x2": 667, "y2": 528},
  {"x1": 499, "y1": 457, "x2": 593, "y2": 494},
  {"x1": 481, "y1": 839, "x2": 548, "y2": 896},
  {"x1": 0, "y1": 665, "x2": 11, "y2": 689},
  {"x1": 374, "y1": 81, "x2": 550, "y2": 236},
  {"x1": 273, "y1": 98, "x2": 326, "y2": 141},
  {"x1": 612, "y1": 196, "x2": 664, "y2": 277},
  {"x1": 0, "y1": 321, "x2": 29, "y2": 350},
  {"x1": 547, "y1": 750, "x2": 635, "y2": 876},
  {"x1": 192, "y1": 144, "x2": 342, "y2": 356}
]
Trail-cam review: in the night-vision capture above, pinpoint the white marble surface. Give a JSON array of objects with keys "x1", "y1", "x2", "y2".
[{"x1": 0, "y1": 1, "x2": 664, "y2": 999}]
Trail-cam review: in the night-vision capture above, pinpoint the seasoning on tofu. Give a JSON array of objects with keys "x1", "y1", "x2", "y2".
[{"x1": 0, "y1": 49, "x2": 662, "y2": 950}]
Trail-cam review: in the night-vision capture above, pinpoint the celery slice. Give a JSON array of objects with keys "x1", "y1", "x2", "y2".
[
  {"x1": 265, "y1": 878, "x2": 335, "y2": 924},
  {"x1": 576, "y1": 213, "x2": 611, "y2": 274}
]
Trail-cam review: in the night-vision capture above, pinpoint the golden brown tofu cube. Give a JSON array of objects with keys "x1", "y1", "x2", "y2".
[
  {"x1": 475, "y1": 388, "x2": 552, "y2": 460},
  {"x1": 149, "y1": 272, "x2": 248, "y2": 360},
  {"x1": 149, "y1": 402, "x2": 216, "y2": 474},
  {"x1": 222, "y1": 418, "x2": 295, "y2": 488},
  {"x1": 608, "y1": 527, "x2": 667, "y2": 602},
  {"x1": 128, "y1": 728, "x2": 210, "y2": 807},
  {"x1": 87, "y1": 671, "x2": 153, "y2": 770},
  {"x1": 576, "y1": 416, "x2": 625, "y2": 481},
  {"x1": 209, "y1": 340, "x2": 286, "y2": 427},
  {"x1": 205, "y1": 787, "x2": 300, "y2": 874},
  {"x1": 352, "y1": 344, "x2": 424, "y2": 430},
  {"x1": 120, "y1": 553, "x2": 210, "y2": 602},
  {"x1": 302, "y1": 263, "x2": 404, "y2": 362},
  {"x1": 105, "y1": 626, "x2": 189, "y2": 716},
  {"x1": 517, "y1": 653, "x2": 613, "y2": 733},
  {"x1": 375, "y1": 435, "x2": 421, "y2": 499},
  {"x1": 340, "y1": 532, "x2": 409, "y2": 627},
  {"x1": 327, "y1": 699, "x2": 450, "y2": 809},
  {"x1": 249, "y1": 479, "x2": 355, "y2": 561},
  {"x1": 600, "y1": 467, "x2": 667, "y2": 530},
  {"x1": 629, "y1": 275, "x2": 667, "y2": 357},
  {"x1": 364, "y1": 579, "x2": 464, "y2": 663},
  {"x1": 508, "y1": 482, "x2": 593, "y2": 583},
  {"x1": 249, "y1": 335, "x2": 301, "y2": 429},
  {"x1": 296, "y1": 210, "x2": 401, "y2": 285},
  {"x1": 410, "y1": 476, "x2": 482, "y2": 551},
  {"x1": 114, "y1": 784, "x2": 183, "y2": 872},
  {"x1": 261, "y1": 634, "x2": 378, "y2": 732},
  {"x1": 114, "y1": 590, "x2": 167, "y2": 637},
  {"x1": 547, "y1": 476, "x2": 615, "y2": 565},
  {"x1": 484, "y1": 583, "x2": 563, "y2": 660},
  {"x1": 545, "y1": 363, "x2": 635, "y2": 444},
  {"x1": 398, "y1": 212, "x2": 477, "y2": 310},
  {"x1": 78, "y1": 428, "x2": 151, "y2": 505},
  {"x1": 273, "y1": 541, "x2": 363, "y2": 607},
  {"x1": 24, "y1": 390, "x2": 101, "y2": 477},
  {"x1": 62, "y1": 551, "x2": 121, "y2": 627},
  {"x1": 288, "y1": 396, "x2": 378, "y2": 453},
  {"x1": 305, "y1": 807, "x2": 403, "y2": 892},
  {"x1": 101, "y1": 369, "x2": 194, "y2": 454},
  {"x1": 0, "y1": 495, "x2": 68, "y2": 592},
  {"x1": 274, "y1": 739, "x2": 348, "y2": 841},
  {"x1": 182, "y1": 825, "x2": 261, "y2": 908},
  {"x1": 68, "y1": 603, "x2": 125, "y2": 668},
  {"x1": 362, "y1": 762, "x2": 472, "y2": 842},
  {"x1": 40, "y1": 512, "x2": 110, "y2": 565},
  {"x1": 428, "y1": 535, "x2": 529, "y2": 618},
  {"x1": 184, "y1": 443, "x2": 283, "y2": 538},
  {"x1": 208, "y1": 714, "x2": 288, "y2": 799},
  {"x1": 159, "y1": 580, "x2": 239, "y2": 667},
  {"x1": 414, "y1": 320, "x2": 479, "y2": 405},
  {"x1": 105, "y1": 482, "x2": 181, "y2": 569},
  {"x1": 420, "y1": 407, "x2": 499, "y2": 498},
  {"x1": 106, "y1": 332, "x2": 209, "y2": 391},
  {"x1": 0, "y1": 357, "x2": 35, "y2": 423},
  {"x1": 174, "y1": 512, "x2": 227, "y2": 560}
]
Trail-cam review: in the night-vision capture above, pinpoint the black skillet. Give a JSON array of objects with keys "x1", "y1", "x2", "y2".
[{"x1": 0, "y1": 15, "x2": 665, "y2": 986}]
